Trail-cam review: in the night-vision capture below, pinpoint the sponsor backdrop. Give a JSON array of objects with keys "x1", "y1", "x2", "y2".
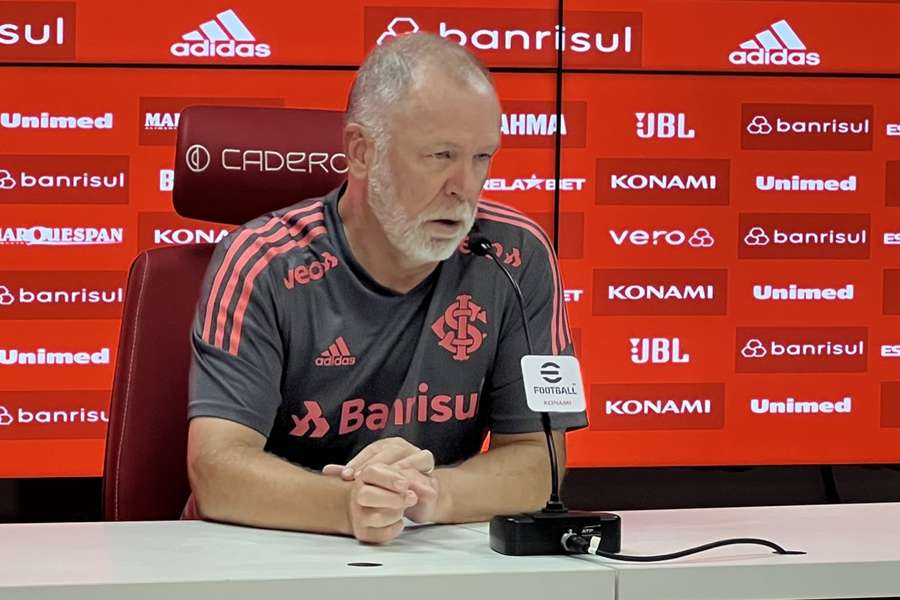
[{"x1": 1, "y1": 0, "x2": 898, "y2": 476}]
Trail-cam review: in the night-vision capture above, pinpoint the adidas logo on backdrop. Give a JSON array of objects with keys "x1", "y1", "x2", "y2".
[
  {"x1": 170, "y1": 9, "x2": 271, "y2": 58},
  {"x1": 729, "y1": 20, "x2": 820, "y2": 67}
]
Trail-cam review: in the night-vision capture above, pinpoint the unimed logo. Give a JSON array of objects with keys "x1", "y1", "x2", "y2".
[
  {"x1": 883, "y1": 382, "x2": 900, "y2": 428},
  {"x1": 593, "y1": 269, "x2": 727, "y2": 316},
  {"x1": 0, "y1": 271, "x2": 125, "y2": 319},
  {"x1": 138, "y1": 212, "x2": 234, "y2": 251},
  {"x1": 500, "y1": 101, "x2": 587, "y2": 148},
  {"x1": 0, "y1": 390, "x2": 109, "y2": 440},
  {"x1": 741, "y1": 104, "x2": 873, "y2": 151},
  {"x1": 0, "y1": 155, "x2": 129, "y2": 205},
  {"x1": 885, "y1": 270, "x2": 900, "y2": 315},
  {"x1": 139, "y1": 97, "x2": 284, "y2": 145},
  {"x1": 590, "y1": 383, "x2": 725, "y2": 430},
  {"x1": 0, "y1": 346, "x2": 110, "y2": 366},
  {"x1": 736, "y1": 327, "x2": 867, "y2": 373},
  {"x1": 596, "y1": 158, "x2": 730, "y2": 206},
  {"x1": 0, "y1": 2, "x2": 76, "y2": 60},
  {"x1": 365, "y1": 8, "x2": 642, "y2": 68},
  {"x1": 739, "y1": 213, "x2": 869, "y2": 259}
]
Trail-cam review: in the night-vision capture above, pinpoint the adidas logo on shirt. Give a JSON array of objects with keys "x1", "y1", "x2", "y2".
[
  {"x1": 729, "y1": 20, "x2": 820, "y2": 67},
  {"x1": 170, "y1": 9, "x2": 271, "y2": 58},
  {"x1": 315, "y1": 336, "x2": 357, "y2": 367}
]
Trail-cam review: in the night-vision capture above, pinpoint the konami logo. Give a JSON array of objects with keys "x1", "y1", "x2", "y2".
[
  {"x1": 590, "y1": 383, "x2": 725, "y2": 430},
  {"x1": 0, "y1": 2, "x2": 76, "y2": 60},
  {"x1": 883, "y1": 382, "x2": 900, "y2": 427},
  {"x1": 0, "y1": 155, "x2": 129, "y2": 205},
  {"x1": 739, "y1": 213, "x2": 870, "y2": 259},
  {"x1": 0, "y1": 226, "x2": 123, "y2": 246},
  {"x1": 0, "y1": 346, "x2": 110, "y2": 366},
  {"x1": 741, "y1": 104, "x2": 873, "y2": 151},
  {"x1": 596, "y1": 158, "x2": 730, "y2": 206},
  {"x1": 139, "y1": 97, "x2": 284, "y2": 145},
  {"x1": 365, "y1": 8, "x2": 642, "y2": 68},
  {"x1": 0, "y1": 391, "x2": 110, "y2": 440},
  {"x1": 500, "y1": 101, "x2": 587, "y2": 148},
  {"x1": 170, "y1": 9, "x2": 271, "y2": 59},
  {"x1": 593, "y1": 269, "x2": 727, "y2": 316},
  {"x1": 736, "y1": 327, "x2": 867, "y2": 373},
  {"x1": 482, "y1": 175, "x2": 586, "y2": 192},
  {"x1": 1, "y1": 111, "x2": 113, "y2": 130},
  {"x1": 750, "y1": 396, "x2": 852, "y2": 415},
  {"x1": 755, "y1": 174, "x2": 857, "y2": 192},
  {"x1": 0, "y1": 271, "x2": 125, "y2": 319},
  {"x1": 608, "y1": 227, "x2": 715, "y2": 248},
  {"x1": 729, "y1": 20, "x2": 820, "y2": 67},
  {"x1": 138, "y1": 212, "x2": 234, "y2": 251},
  {"x1": 885, "y1": 269, "x2": 900, "y2": 315}
]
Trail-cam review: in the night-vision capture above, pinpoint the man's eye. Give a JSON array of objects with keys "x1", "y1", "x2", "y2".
[
  {"x1": 475, "y1": 153, "x2": 492, "y2": 161},
  {"x1": 432, "y1": 151, "x2": 451, "y2": 159}
]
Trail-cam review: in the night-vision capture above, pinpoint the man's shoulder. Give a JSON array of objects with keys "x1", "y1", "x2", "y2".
[{"x1": 473, "y1": 198, "x2": 555, "y2": 258}]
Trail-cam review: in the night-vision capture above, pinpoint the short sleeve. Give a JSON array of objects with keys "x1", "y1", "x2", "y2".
[
  {"x1": 187, "y1": 235, "x2": 284, "y2": 437},
  {"x1": 483, "y1": 225, "x2": 588, "y2": 434}
]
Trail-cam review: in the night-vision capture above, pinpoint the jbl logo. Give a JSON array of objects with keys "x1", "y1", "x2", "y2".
[
  {"x1": 630, "y1": 337, "x2": 690, "y2": 364},
  {"x1": 635, "y1": 112, "x2": 695, "y2": 139}
]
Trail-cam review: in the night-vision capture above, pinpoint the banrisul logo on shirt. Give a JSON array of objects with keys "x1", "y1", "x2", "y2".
[
  {"x1": 170, "y1": 9, "x2": 271, "y2": 59},
  {"x1": 365, "y1": 8, "x2": 642, "y2": 68}
]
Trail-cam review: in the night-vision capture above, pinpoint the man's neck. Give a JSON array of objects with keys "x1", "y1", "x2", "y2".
[{"x1": 337, "y1": 184, "x2": 438, "y2": 294}]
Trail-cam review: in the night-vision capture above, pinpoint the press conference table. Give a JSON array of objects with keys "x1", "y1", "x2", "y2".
[{"x1": 2, "y1": 503, "x2": 899, "y2": 600}]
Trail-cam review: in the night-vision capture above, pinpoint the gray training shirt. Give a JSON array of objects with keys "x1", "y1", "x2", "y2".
[{"x1": 188, "y1": 183, "x2": 587, "y2": 470}]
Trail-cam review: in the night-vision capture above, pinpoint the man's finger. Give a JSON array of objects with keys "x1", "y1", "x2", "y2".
[
  {"x1": 321, "y1": 464, "x2": 345, "y2": 477},
  {"x1": 392, "y1": 449, "x2": 434, "y2": 474},
  {"x1": 357, "y1": 463, "x2": 410, "y2": 493},
  {"x1": 356, "y1": 518, "x2": 405, "y2": 545},
  {"x1": 357, "y1": 485, "x2": 417, "y2": 510}
]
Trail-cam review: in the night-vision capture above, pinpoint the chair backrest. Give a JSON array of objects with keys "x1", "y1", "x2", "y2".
[{"x1": 103, "y1": 106, "x2": 345, "y2": 520}]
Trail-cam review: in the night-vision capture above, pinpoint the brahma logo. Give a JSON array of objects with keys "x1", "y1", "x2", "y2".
[
  {"x1": 736, "y1": 327, "x2": 867, "y2": 373},
  {"x1": 170, "y1": 9, "x2": 271, "y2": 59},
  {"x1": 0, "y1": 346, "x2": 110, "y2": 366},
  {"x1": 729, "y1": 20, "x2": 820, "y2": 67},
  {"x1": 755, "y1": 174, "x2": 857, "y2": 192},
  {"x1": 590, "y1": 383, "x2": 724, "y2": 430},
  {"x1": 596, "y1": 158, "x2": 730, "y2": 206},
  {"x1": 500, "y1": 101, "x2": 587, "y2": 148},
  {"x1": 482, "y1": 175, "x2": 586, "y2": 192},
  {"x1": 1, "y1": 111, "x2": 113, "y2": 130},
  {"x1": 630, "y1": 337, "x2": 689, "y2": 364},
  {"x1": 635, "y1": 112, "x2": 695, "y2": 139},
  {"x1": 753, "y1": 283, "x2": 854, "y2": 302},
  {"x1": 885, "y1": 270, "x2": 900, "y2": 315},
  {"x1": 0, "y1": 226, "x2": 123, "y2": 246},
  {"x1": 366, "y1": 8, "x2": 642, "y2": 68},
  {"x1": 0, "y1": 2, "x2": 75, "y2": 60},
  {"x1": 139, "y1": 97, "x2": 284, "y2": 145},
  {"x1": 0, "y1": 391, "x2": 111, "y2": 440},
  {"x1": 138, "y1": 212, "x2": 234, "y2": 251},
  {"x1": 608, "y1": 227, "x2": 715, "y2": 248},
  {"x1": 283, "y1": 252, "x2": 338, "y2": 289},
  {"x1": 0, "y1": 271, "x2": 125, "y2": 319},
  {"x1": 739, "y1": 213, "x2": 870, "y2": 259},
  {"x1": 593, "y1": 269, "x2": 727, "y2": 316},
  {"x1": 741, "y1": 104, "x2": 873, "y2": 151},
  {"x1": 0, "y1": 155, "x2": 129, "y2": 205},
  {"x1": 750, "y1": 396, "x2": 851, "y2": 415}
]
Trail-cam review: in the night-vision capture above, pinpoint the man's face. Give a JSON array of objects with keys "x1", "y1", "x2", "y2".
[{"x1": 367, "y1": 73, "x2": 501, "y2": 265}]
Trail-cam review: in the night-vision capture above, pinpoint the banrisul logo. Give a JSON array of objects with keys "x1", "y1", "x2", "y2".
[
  {"x1": 171, "y1": 9, "x2": 271, "y2": 58},
  {"x1": 729, "y1": 19, "x2": 820, "y2": 67}
]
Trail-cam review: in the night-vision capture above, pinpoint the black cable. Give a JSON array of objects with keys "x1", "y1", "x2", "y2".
[
  {"x1": 562, "y1": 534, "x2": 806, "y2": 562},
  {"x1": 550, "y1": 0, "x2": 565, "y2": 254}
]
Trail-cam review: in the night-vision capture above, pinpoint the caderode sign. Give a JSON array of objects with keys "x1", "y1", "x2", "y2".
[
  {"x1": 590, "y1": 383, "x2": 725, "y2": 430},
  {"x1": 596, "y1": 158, "x2": 730, "y2": 206},
  {"x1": 593, "y1": 269, "x2": 728, "y2": 316},
  {"x1": 365, "y1": 8, "x2": 642, "y2": 68},
  {"x1": 741, "y1": 104, "x2": 873, "y2": 151},
  {"x1": 739, "y1": 213, "x2": 870, "y2": 259},
  {"x1": 0, "y1": 2, "x2": 75, "y2": 60},
  {"x1": 736, "y1": 327, "x2": 867, "y2": 373}
]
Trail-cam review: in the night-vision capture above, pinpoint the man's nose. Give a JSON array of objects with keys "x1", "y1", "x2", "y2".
[{"x1": 445, "y1": 159, "x2": 480, "y2": 201}]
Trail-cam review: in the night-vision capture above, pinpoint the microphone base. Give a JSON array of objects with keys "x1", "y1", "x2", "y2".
[{"x1": 489, "y1": 509, "x2": 621, "y2": 556}]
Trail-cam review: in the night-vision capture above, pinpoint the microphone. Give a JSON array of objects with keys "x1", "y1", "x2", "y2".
[{"x1": 467, "y1": 234, "x2": 622, "y2": 556}]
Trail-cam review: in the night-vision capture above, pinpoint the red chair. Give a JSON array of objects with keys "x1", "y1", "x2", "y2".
[{"x1": 103, "y1": 106, "x2": 347, "y2": 520}]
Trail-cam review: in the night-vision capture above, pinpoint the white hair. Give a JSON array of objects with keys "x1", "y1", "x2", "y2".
[{"x1": 345, "y1": 32, "x2": 495, "y2": 145}]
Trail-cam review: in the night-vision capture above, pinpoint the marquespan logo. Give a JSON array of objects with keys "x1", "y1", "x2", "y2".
[
  {"x1": 729, "y1": 20, "x2": 820, "y2": 67},
  {"x1": 432, "y1": 294, "x2": 488, "y2": 361},
  {"x1": 0, "y1": 2, "x2": 76, "y2": 60},
  {"x1": 0, "y1": 226, "x2": 123, "y2": 246},
  {"x1": 171, "y1": 9, "x2": 270, "y2": 58},
  {"x1": 139, "y1": 97, "x2": 284, "y2": 146}
]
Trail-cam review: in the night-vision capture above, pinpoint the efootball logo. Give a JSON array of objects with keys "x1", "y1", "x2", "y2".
[
  {"x1": 170, "y1": 9, "x2": 271, "y2": 58},
  {"x1": 729, "y1": 20, "x2": 820, "y2": 67}
]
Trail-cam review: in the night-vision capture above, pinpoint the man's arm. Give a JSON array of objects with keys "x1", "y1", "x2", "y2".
[
  {"x1": 188, "y1": 417, "x2": 419, "y2": 543},
  {"x1": 431, "y1": 430, "x2": 566, "y2": 523}
]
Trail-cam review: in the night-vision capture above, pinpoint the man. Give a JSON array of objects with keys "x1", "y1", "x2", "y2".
[{"x1": 185, "y1": 32, "x2": 586, "y2": 544}]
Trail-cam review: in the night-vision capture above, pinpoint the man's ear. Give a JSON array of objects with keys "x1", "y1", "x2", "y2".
[{"x1": 343, "y1": 123, "x2": 375, "y2": 180}]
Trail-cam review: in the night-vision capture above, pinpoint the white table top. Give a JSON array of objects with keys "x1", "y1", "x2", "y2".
[{"x1": 0, "y1": 519, "x2": 614, "y2": 600}]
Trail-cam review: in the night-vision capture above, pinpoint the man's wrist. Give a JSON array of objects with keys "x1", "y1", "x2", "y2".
[{"x1": 431, "y1": 468, "x2": 454, "y2": 523}]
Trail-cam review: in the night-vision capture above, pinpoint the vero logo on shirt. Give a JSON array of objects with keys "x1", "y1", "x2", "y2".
[{"x1": 283, "y1": 252, "x2": 338, "y2": 289}]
